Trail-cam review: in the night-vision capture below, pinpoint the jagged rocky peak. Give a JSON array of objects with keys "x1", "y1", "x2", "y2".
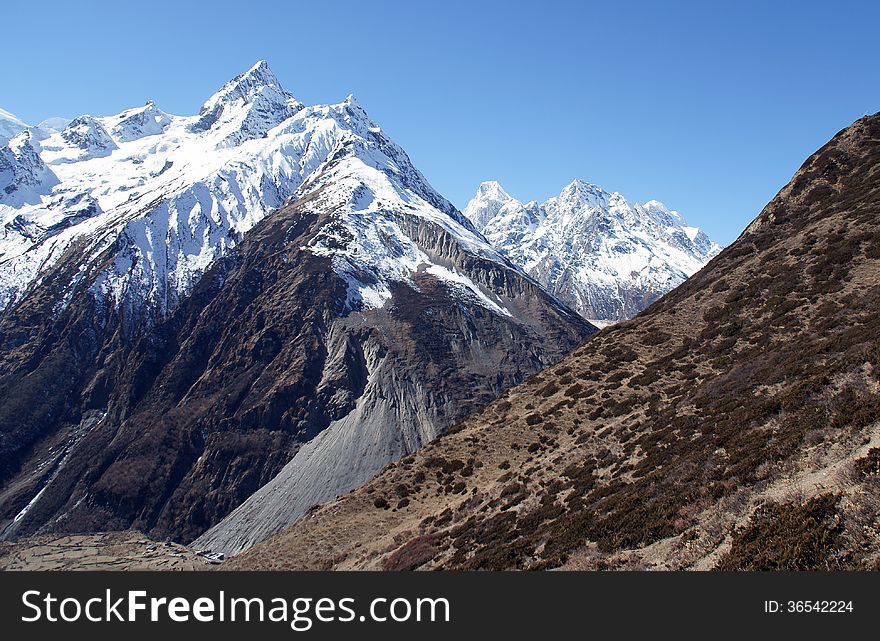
[
  {"x1": 190, "y1": 60, "x2": 303, "y2": 143},
  {"x1": 0, "y1": 131, "x2": 59, "y2": 206},
  {"x1": 60, "y1": 115, "x2": 118, "y2": 157},
  {"x1": 110, "y1": 100, "x2": 171, "y2": 142},
  {"x1": 221, "y1": 59, "x2": 288, "y2": 101},
  {"x1": 556, "y1": 178, "x2": 610, "y2": 205},
  {"x1": 464, "y1": 179, "x2": 721, "y2": 322},
  {"x1": 5, "y1": 130, "x2": 38, "y2": 156},
  {"x1": 463, "y1": 180, "x2": 519, "y2": 231}
]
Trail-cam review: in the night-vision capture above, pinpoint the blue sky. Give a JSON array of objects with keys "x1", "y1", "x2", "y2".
[{"x1": 3, "y1": 0, "x2": 878, "y2": 244}]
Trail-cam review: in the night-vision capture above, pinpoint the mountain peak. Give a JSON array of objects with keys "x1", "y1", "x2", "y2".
[
  {"x1": 191, "y1": 60, "x2": 302, "y2": 143},
  {"x1": 220, "y1": 60, "x2": 288, "y2": 104},
  {"x1": 110, "y1": 101, "x2": 171, "y2": 142},
  {"x1": 641, "y1": 198, "x2": 667, "y2": 211},
  {"x1": 36, "y1": 117, "x2": 71, "y2": 134},
  {"x1": 639, "y1": 198, "x2": 689, "y2": 228},
  {"x1": 342, "y1": 94, "x2": 370, "y2": 120},
  {"x1": 60, "y1": 115, "x2": 118, "y2": 158},
  {"x1": 0, "y1": 129, "x2": 59, "y2": 206},
  {"x1": 464, "y1": 181, "x2": 522, "y2": 232},
  {"x1": 207, "y1": 61, "x2": 285, "y2": 106},
  {"x1": 476, "y1": 180, "x2": 513, "y2": 201},
  {"x1": 247, "y1": 59, "x2": 271, "y2": 73},
  {"x1": 7, "y1": 128, "x2": 33, "y2": 149},
  {"x1": 559, "y1": 178, "x2": 609, "y2": 203},
  {"x1": 236, "y1": 59, "x2": 281, "y2": 91}
]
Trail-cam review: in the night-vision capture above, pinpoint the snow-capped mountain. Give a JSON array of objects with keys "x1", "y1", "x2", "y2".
[
  {"x1": 464, "y1": 180, "x2": 722, "y2": 322},
  {"x1": 0, "y1": 62, "x2": 538, "y2": 327},
  {"x1": 0, "y1": 62, "x2": 592, "y2": 551},
  {"x1": 0, "y1": 108, "x2": 71, "y2": 147},
  {"x1": 0, "y1": 61, "x2": 322, "y2": 320},
  {"x1": 0, "y1": 131, "x2": 61, "y2": 207}
]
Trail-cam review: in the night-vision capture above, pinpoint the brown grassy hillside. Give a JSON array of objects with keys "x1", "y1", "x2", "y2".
[{"x1": 229, "y1": 113, "x2": 880, "y2": 571}]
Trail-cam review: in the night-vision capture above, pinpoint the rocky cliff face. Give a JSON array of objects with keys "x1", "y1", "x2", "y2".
[
  {"x1": 463, "y1": 180, "x2": 721, "y2": 322},
  {"x1": 0, "y1": 131, "x2": 59, "y2": 206},
  {"x1": 0, "y1": 63, "x2": 593, "y2": 548},
  {"x1": 230, "y1": 112, "x2": 880, "y2": 571}
]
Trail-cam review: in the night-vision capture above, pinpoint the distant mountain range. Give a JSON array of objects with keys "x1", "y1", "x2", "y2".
[{"x1": 464, "y1": 180, "x2": 721, "y2": 323}]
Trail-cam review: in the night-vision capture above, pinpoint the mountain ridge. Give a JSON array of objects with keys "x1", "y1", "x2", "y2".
[{"x1": 463, "y1": 179, "x2": 721, "y2": 322}]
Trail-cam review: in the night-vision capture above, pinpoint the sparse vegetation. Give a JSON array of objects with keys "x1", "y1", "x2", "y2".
[{"x1": 716, "y1": 495, "x2": 847, "y2": 570}]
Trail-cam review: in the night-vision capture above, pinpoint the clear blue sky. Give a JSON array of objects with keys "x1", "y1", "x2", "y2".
[{"x1": 3, "y1": 0, "x2": 878, "y2": 244}]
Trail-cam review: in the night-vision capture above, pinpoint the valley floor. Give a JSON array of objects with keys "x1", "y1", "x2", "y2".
[{"x1": 0, "y1": 532, "x2": 209, "y2": 571}]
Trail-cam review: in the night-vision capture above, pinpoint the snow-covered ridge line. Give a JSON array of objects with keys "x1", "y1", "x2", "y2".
[
  {"x1": 0, "y1": 61, "x2": 509, "y2": 323},
  {"x1": 463, "y1": 179, "x2": 722, "y2": 322},
  {"x1": 0, "y1": 107, "x2": 71, "y2": 148}
]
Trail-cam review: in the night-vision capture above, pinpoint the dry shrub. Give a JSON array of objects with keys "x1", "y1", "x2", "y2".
[{"x1": 382, "y1": 533, "x2": 444, "y2": 571}]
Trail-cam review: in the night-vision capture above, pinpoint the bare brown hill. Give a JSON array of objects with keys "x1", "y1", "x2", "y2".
[{"x1": 229, "y1": 113, "x2": 880, "y2": 571}]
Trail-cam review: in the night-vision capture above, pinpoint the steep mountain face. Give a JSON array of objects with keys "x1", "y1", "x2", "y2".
[
  {"x1": 0, "y1": 63, "x2": 593, "y2": 547},
  {"x1": 463, "y1": 180, "x2": 721, "y2": 322},
  {"x1": 230, "y1": 113, "x2": 880, "y2": 571},
  {"x1": 0, "y1": 132, "x2": 60, "y2": 206}
]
